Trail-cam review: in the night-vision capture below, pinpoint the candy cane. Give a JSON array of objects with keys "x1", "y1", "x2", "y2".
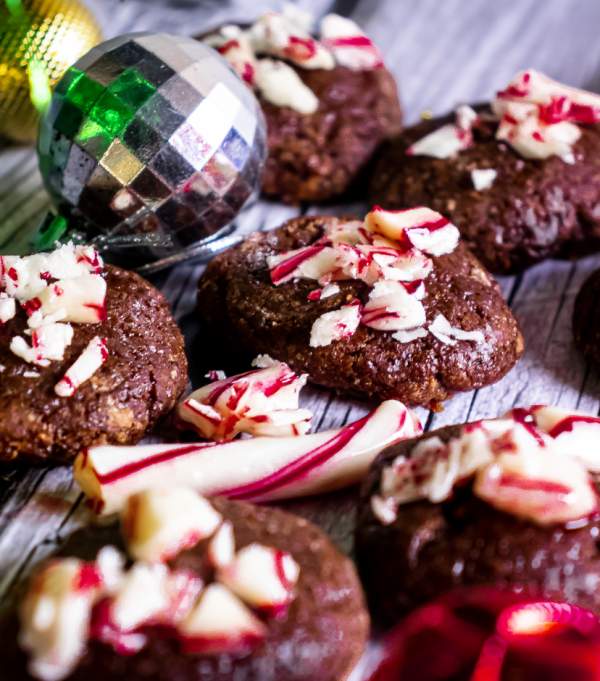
[{"x1": 74, "y1": 400, "x2": 422, "y2": 514}]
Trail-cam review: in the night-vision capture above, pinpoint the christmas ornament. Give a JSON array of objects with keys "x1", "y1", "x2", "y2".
[
  {"x1": 37, "y1": 33, "x2": 267, "y2": 270},
  {"x1": 0, "y1": 0, "x2": 102, "y2": 143}
]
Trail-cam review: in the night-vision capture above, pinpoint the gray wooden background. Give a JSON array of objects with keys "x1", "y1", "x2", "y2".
[{"x1": 3, "y1": 1, "x2": 600, "y2": 677}]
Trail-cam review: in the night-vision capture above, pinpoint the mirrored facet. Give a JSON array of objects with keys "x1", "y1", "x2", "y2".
[{"x1": 37, "y1": 33, "x2": 266, "y2": 268}]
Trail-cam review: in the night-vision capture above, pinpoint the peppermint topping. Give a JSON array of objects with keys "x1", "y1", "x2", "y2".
[
  {"x1": 204, "y1": 9, "x2": 382, "y2": 114},
  {"x1": 177, "y1": 360, "x2": 312, "y2": 440},
  {"x1": 371, "y1": 405, "x2": 600, "y2": 527},
  {"x1": 268, "y1": 207, "x2": 481, "y2": 348},
  {"x1": 362, "y1": 281, "x2": 426, "y2": 332},
  {"x1": 310, "y1": 302, "x2": 361, "y2": 347},
  {"x1": 19, "y1": 559, "x2": 104, "y2": 681},
  {"x1": 10, "y1": 323, "x2": 74, "y2": 367},
  {"x1": 122, "y1": 488, "x2": 222, "y2": 563},
  {"x1": 320, "y1": 14, "x2": 383, "y2": 70},
  {"x1": 407, "y1": 105, "x2": 478, "y2": 159},
  {"x1": 491, "y1": 70, "x2": 600, "y2": 162},
  {"x1": 249, "y1": 11, "x2": 335, "y2": 70},
  {"x1": 0, "y1": 292, "x2": 16, "y2": 323},
  {"x1": 54, "y1": 336, "x2": 108, "y2": 397},
  {"x1": 428, "y1": 313, "x2": 485, "y2": 346},
  {"x1": 254, "y1": 59, "x2": 319, "y2": 114},
  {"x1": 411, "y1": 70, "x2": 600, "y2": 163},
  {"x1": 471, "y1": 168, "x2": 497, "y2": 190},
  {"x1": 19, "y1": 489, "x2": 300, "y2": 679},
  {"x1": 1, "y1": 244, "x2": 107, "y2": 392}
]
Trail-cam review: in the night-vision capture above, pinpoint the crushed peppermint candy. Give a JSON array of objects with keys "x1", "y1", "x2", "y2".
[
  {"x1": 177, "y1": 359, "x2": 312, "y2": 440},
  {"x1": 320, "y1": 13, "x2": 383, "y2": 70},
  {"x1": 10, "y1": 322, "x2": 74, "y2": 367},
  {"x1": 1, "y1": 244, "x2": 108, "y2": 396},
  {"x1": 407, "y1": 105, "x2": 478, "y2": 159},
  {"x1": 410, "y1": 70, "x2": 600, "y2": 163},
  {"x1": 371, "y1": 405, "x2": 600, "y2": 527},
  {"x1": 310, "y1": 302, "x2": 361, "y2": 347},
  {"x1": 307, "y1": 282, "x2": 340, "y2": 301},
  {"x1": 428, "y1": 314, "x2": 485, "y2": 346},
  {"x1": 54, "y1": 336, "x2": 108, "y2": 397},
  {"x1": 0, "y1": 292, "x2": 16, "y2": 324},
  {"x1": 254, "y1": 59, "x2": 319, "y2": 114},
  {"x1": 204, "y1": 9, "x2": 384, "y2": 114},
  {"x1": 471, "y1": 168, "x2": 497, "y2": 190},
  {"x1": 18, "y1": 488, "x2": 300, "y2": 680},
  {"x1": 492, "y1": 70, "x2": 600, "y2": 162},
  {"x1": 267, "y1": 206, "x2": 483, "y2": 348}
]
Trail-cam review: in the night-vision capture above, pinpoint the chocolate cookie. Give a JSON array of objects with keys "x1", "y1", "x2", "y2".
[
  {"x1": 355, "y1": 407, "x2": 600, "y2": 626},
  {"x1": 0, "y1": 265, "x2": 187, "y2": 465},
  {"x1": 196, "y1": 214, "x2": 523, "y2": 407},
  {"x1": 573, "y1": 267, "x2": 600, "y2": 366},
  {"x1": 260, "y1": 65, "x2": 402, "y2": 204},
  {"x1": 200, "y1": 11, "x2": 402, "y2": 204},
  {"x1": 3, "y1": 494, "x2": 369, "y2": 681},
  {"x1": 370, "y1": 108, "x2": 600, "y2": 274},
  {"x1": 371, "y1": 69, "x2": 600, "y2": 275}
]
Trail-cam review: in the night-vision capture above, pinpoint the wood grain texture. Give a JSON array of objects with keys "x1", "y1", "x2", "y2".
[{"x1": 2, "y1": 2, "x2": 600, "y2": 677}]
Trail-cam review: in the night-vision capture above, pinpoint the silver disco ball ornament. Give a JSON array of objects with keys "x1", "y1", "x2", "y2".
[{"x1": 37, "y1": 33, "x2": 266, "y2": 271}]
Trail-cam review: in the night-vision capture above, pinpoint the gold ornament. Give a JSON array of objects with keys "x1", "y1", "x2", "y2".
[{"x1": 0, "y1": 0, "x2": 102, "y2": 143}]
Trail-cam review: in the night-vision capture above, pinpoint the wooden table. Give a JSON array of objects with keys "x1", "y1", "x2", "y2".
[{"x1": 2, "y1": 1, "x2": 600, "y2": 677}]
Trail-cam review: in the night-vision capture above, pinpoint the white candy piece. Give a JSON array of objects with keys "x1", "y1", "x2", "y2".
[
  {"x1": 361, "y1": 280, "x2": 426, "y2": 331},
  {"x1": 74, "y1": 400, "x2": 422, "y2": 514},
  {"x1": 376, "y1": 248, "x2": 433, "y2": 283},
  {"x1": 207, "y1": 521, "x2": 236, "y2": 569},
  {"x1": 10, "y1": 322, "x2": 73, "y2": 367},
  {"x1": 391, "y1": 327, "x2": 428, "y2": 343},
  {"x1": 249, "y1": 12, "x2": 334, "y2": 70},
  {"x1": 19, "y1": 559, "x2": 102, "y2": 681},
  {"x1": 179, "y1": 583, "x2": 267, "y2": 654},
  {"x1": 177, "y1": 361, "x2": 312, "y2": 440},
  {"x1": 320, "y1": 13, "x2": 383, "y2": 70},
  {"x1": 474, "y1": 442, "x2": 596, "y2": 526},
  {"x1": 255, "y1": 58, "x2": 320, "y2": 114},
  {"x1": 93, "y1": 565, "x2": 203, "y2": 655},
  {"x1": 319, "y1": 282, "x2": 340, "y2": 299},
  {"x1": 365, "y1": 206, "x2": 460, "y2": 256},
  {"x1": 407, "y1": 123, "x2": 468, "y2": 159},
  {"x1": 407, "y1": 105, "x2": 478, "y2": 159},
  {"x1": 55, "y1": 336, "x2": 107, "y2": 397},
  {"x1": 32, "y1": 274, "x2": 106, "y2": 325},
  {"x1": 219, "y1": 544, "x2": 299, "y2": 614},
  {"x1": 511, "y1": 405, "x2": 600, "y2": 472},
  {"x1": 121, "y1": 488, "x2": 222, "y2": 563},
  {"x1": 95, "y1": 546, "x2": 125, "y2": 594},
  {"x1": 496, "y1": 106, "x2": 581, "y2": 162},
  {"x1": 471, "y1": 168, "x2": 497, "y2": 190},
  {"x1": 0, "y1": 245, "x2": 103, "y2": 301},
  {"x1": 310, "y1": 303, "x2": 361, "y2": 347},
  {"x1": 109, "y1": 563, "x2": 172, "y2": 633},
  {"x1": 268, "y1": 243, "x2": 339, "y2": 285},
  {"x1": 428, "y1": 314, "x2": 485, "y2": 346},
  {"x1": 0, "y1": 292, "x2": 16, "y2": 323}
]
